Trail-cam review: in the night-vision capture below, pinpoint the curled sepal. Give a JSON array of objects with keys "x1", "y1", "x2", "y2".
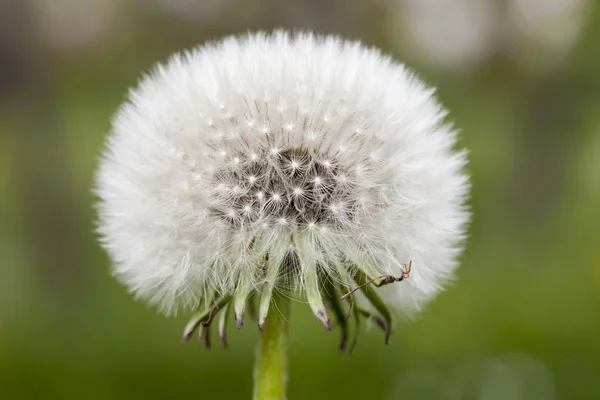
[
  {"x1": 348, "y1": 294, "x2": 361, "y2": 354},
  {"x1": 217, "y1": 302, "x2": 232, "y2": 348},
  {"x1": 338, "y1": 273, "x2": 362, "y2": 353},
  {"x1": 181, "y1": 294, "x2": 231, "y2": 342},
  {"x1": 357, "y1": 308, "x2": 388, "y2": 342},
  {"x1": 323, "y1": 280, "x2": 348, "y2": 351},
  {"x1": 351, "y1": 268, "x2": 393, "y2": 344}
]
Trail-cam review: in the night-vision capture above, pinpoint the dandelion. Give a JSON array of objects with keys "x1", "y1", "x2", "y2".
[{"x1": 95, "y1": 30, "x2": 470, "y2": 399}]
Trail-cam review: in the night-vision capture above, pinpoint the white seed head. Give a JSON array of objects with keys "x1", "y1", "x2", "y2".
[{"x1": 95, "y1": 31, "x2": 470, "y2": 319}]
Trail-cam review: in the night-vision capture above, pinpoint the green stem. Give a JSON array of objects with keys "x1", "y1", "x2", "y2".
[{"x1": 253, "y1": 291, "x2": 290, "y2": 400}]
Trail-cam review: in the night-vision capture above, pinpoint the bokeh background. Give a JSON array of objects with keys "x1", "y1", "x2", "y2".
[{"x1": 1, "y1": 0, "x2": 599, "y2": 399}]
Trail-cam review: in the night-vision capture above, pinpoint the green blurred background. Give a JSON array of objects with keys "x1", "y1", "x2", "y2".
[{"x1": 1, "y1": 0, "x2": 599, "y2": 399}]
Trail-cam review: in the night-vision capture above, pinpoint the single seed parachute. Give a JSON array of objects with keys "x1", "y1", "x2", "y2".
[{"x1": 95, "y1": 30, "x2": 470, "y2": 350}]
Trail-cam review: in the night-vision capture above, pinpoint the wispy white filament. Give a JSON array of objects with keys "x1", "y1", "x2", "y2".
[{"x1": 95, "y1": 31, "x2": 470, "y2": 316}]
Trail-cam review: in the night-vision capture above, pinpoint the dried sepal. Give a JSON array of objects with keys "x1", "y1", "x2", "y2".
[
  {"x1": 323, "y1": 279, "x2": 349, "y2": 351},
  {"x1": 351, "y1": 268, "x2": 394, "y2": 344}
]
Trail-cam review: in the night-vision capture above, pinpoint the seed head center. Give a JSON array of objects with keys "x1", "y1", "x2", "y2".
[{"x1": 210, "y1": 148, "x2": 356, "y2": 228}]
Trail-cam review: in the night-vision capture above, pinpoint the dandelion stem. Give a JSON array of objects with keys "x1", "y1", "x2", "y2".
[{"x1": 253, "y1": 290, "x2": 290, "y2": 400}]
